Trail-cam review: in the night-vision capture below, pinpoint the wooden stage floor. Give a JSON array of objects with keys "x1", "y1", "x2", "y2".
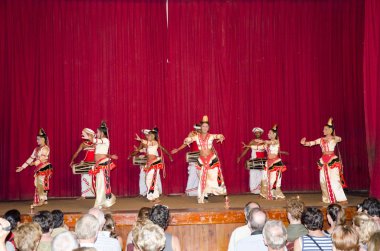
[{"x1": 0, "y1": 192, "x2": 365, "y2": 215}]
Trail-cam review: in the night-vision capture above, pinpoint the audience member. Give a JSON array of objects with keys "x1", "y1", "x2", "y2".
[
  {"x1": 149, "y1": 205, "x2": 181, "y2": 251},
  {"x1": 294, "y1": 207, "x2": 333, "y2": 251},
  {"x1": 14, "y1": 222, "x2": 42, "y2": 251},
  {"x1": 88, "y1": 207, "x2": 121, "y2": 251},
  {"x1": 235, "y1": 208, "x2": 267, "y2": 251},
  {"x1": 228, "y1": 201, "x2": 261, "y2": 251},
  {"x1": 263, "y1": 220, "x2": 287, "y2": 251}
]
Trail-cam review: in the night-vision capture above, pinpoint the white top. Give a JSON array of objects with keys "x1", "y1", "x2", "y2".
[
  {"x1": 184, "y1": 133, "x2": 223, "y2": 151},
  {"x1": 235, "y1": 234, "x2": 267, "y2": 251},
  {"x1": 141, "y1": 140, "x2": 159, "y2": 156},
  {"x1": 93, "y1": 138, "x2": 110, "y2": 155},
  {"x1": 228, "y1": 224, "x2": 251, "y2": 251},
  {"x1": 312, "y1": 138, "x2": 337, "y2": 152},
  {"x1": 94, "y1": 231, "x2": 121, "y2": 251},
  {"x1": 267, "y1": 143, "x2": 280, "y2": 155}
]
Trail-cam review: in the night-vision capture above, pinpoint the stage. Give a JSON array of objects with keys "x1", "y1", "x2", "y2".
[{"x1": 0, "y1": 192, "x2": 365, "y2": 251}]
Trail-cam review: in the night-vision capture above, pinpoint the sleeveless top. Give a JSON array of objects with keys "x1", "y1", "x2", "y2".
[{"x1": 302, "y1": 234, "x2": 332, "y2": 250}]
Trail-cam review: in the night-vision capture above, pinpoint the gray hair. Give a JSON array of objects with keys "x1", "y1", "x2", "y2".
[
  {"x1": 75, "y1": 214, "x2": 99, "y2": 240},
  {"x1": 52, "y1": 231, "x2": 79, "y2": 251},
  {"x1": 248, "y1": 208, "x2": 267, "y2": 232},
  {"x1": 263, "y1": 220, "x2": 287, "y2": 250},
  {"x1": 88, "y1": 207, "x2": 105, "y2": 230},
  {"x1": 134, "y1": 222, "x2": 166, "y2": 251}
]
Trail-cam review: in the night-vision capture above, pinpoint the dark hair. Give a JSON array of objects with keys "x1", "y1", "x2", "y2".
[
  {"x1": 359, "y1": 198, "x2": 380, "y2": 217},
  {"x1": 32, "y1": 211, "x2": 53, "y2": 233},
  {"x1": 103, "y1": 214, "x2": 118, "y2": 239},
  {"x1": 327, "y1": 204, "x2": 346, "y2": 225},
  {"x1": 137, "y1": 207, "x2": 151, "y2": 221},
  {"x1": 149, "y1": 205, "x2": 170, "y2": 230},
  {"x1": 149, "y1": 127, "x2": 159, "y2": 141},
  {"x1": 4, "y1": 209, "x2": 21, "y2": 231},
  {"x1": 51, "y1": 210, "x2": 64, "y2": 228},
  {"x1": 98, "y1": 121, "x2": 109, "y2": 138},
  {"x1": 301, "y1": 207, "x2": 324, "y2": 231}
]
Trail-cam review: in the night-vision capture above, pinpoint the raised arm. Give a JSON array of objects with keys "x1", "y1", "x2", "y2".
[
  {"x1": 333, "y1": 136, "x2": 342, "y2": 143},
  {"x1": 70, "y1": 143, "x2": 85, "y2": 166},
  {"x1": 128, "y1": 143, "x2": 145, "y2": 160},
  {"x1": 300, "y1": 137, "x2": 321, "y2": 147},
  {"x1": 237, "y1": 139, "x2": 255, "y2": 163}
]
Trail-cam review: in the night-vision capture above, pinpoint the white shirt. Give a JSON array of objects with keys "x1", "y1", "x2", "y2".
[
  {"x1": 94, "y1": 231, "x2": 121, "y2": 251},
  {"x1": 94, "y1": 138, "x2": 110, "y2": 155},
  {"x1": 235, "y1": 234, "x2": 267, "y2": 251},
  {"x1": 228, "y1": 224, "x2": 251, "y2": 251}
]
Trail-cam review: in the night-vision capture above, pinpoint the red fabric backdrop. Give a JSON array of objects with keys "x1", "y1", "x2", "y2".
[
  {"x1": 0, "y1": 0, "x2": 370, "y2": 200},
  {"x1": 364, "y1": 0, "x2": 380, "y2": 199}
]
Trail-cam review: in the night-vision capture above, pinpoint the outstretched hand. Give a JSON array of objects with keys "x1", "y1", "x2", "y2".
[
  {"x1": 171, "y1": 149, "x2": 178, "y2": 154},
  {"x1": 300, "y1": 137, "x2": 306, "y2": 145},
  {"x1": 16, "y1": 166, "x2": 24, "y2": 173},
  {"x1": 110, "y1": 154, "x2": 118, "y2": 160},
  {"x1": 135, "y1": 134, "x2": 141, "y2": 141}
]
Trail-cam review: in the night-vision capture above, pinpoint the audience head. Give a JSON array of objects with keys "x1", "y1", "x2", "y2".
[
  {"x1": 286, "y1": 197, "x2": 304, "y2": 222},
  {"x1": 149, "y1": 205, "x2": 170, "y2": 231},
  {"x1": 332, "y1": 225, "x2": 359, "y2": 251},
  {"x1": 14, "y1": 222, "x2": 42, "y2": 251},
  {"x1": 367, "y1": 231, "x2": 380, "y2": 251},
  {"x1": 353, "y1": 212, "x2": 379, "y2": 245},
  {"x1": 138, "y1": 207, "x2": 152, "y2": 221},
  {"x1": 263, "y1": 220, "x2": 287, "y2": 250},
  {"x1": 301, "y1": 207, "x2": 324, "y2": 231},
  {"x1": 133, "y1": 222, "x2": 166, "y2": 251},
  {"x1": 0, "y1": 218, "x2": 11, "y2": 242},
  {"x1": 51, "y1": 210, "x2": 65, "y2": 229},
  {"x1": 358, "y1": 198, "x2": 380, "y2": 218},
  {"x1": 4, "y1": 209, "x2": 21, "y2": 231},
  {"x1": 243, "y1": 201, "x2": 261, "y2": 222},
  {"x1": 32, "y1": 210, "x2": 54, "y2": 234},
  {"x1": 248, "y1": 208, "x2": 267, "y2": 232},
  {"x1": 75, "y1": 214, "x2": 99, "y2": 243},
  {"x1": 327, "y1": 203, "x2": 346, "y2": 226},
  {"x1": 88, "y1": 207, "x2": 105, "y2": 230},
  {"x1": 52, "y1": 231, "x2": 79, "y2": 251},
  {"x1": 103, "y1": 213, "x2": 117, "y2": 238}
]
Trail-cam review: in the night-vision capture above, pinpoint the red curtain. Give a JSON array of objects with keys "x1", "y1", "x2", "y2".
[
  {"x1": 0, "y1": 0, "x2": 369, "y2": 200},
  {"x1": 364, "y1": 0, "x2": 380, "y2": 199}
]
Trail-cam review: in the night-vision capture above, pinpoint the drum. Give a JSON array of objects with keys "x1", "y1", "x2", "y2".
[
  {"x1": 245, "y1": 158, "x2": 267, "y2": 170},
  {"x1": 72, "y1": 161, "x2": 95, "y2": 174},
  {"x1": 186, "y1": 151, "x2": 200, "y2": 163},
  {"x1": 133, "y1": 156, "x2": 147, "y2": 166}
]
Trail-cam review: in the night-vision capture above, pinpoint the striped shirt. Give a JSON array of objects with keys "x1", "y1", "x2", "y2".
[{"x1": 302, "y1": 234, "x2": 332, "y2": 251}]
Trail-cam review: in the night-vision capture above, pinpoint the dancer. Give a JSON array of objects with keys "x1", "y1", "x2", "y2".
[
  {"x1": 70, "y1": 128, "x2": 96, "y2": 199},
  {"x1": 86, "y1": 121, "x2": 117, "y2": 209},
  {"x1": 16, "y1": 128, "x2": 53, "y2": 208},
  {"x1": 237, "y1": 127, "x2": 266, "y2": 194},
  {"x1": 300, "y1": 117, "x2": 347, "y2": 203},
  {"x1": 171, "y1": 124, "x2": 201, "y2": 196},
  {"x1": 128, "y1": 129, "x2": 163, "y2": 197},
  {"x1": 183, "y1": 115, "x2": 228, "y2": 205},
  {"x1": 252, "y1": 124, "x2": 286, "y2": 200},
  {"x1": 135, "y1": 128, "x2": 172, "y2": 202}
]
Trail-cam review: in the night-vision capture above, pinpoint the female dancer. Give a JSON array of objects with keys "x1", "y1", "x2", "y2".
[
  {"x1": 183, "y1": 115, "x2": 228, "y2": 205},
  {"x1": 87, "y1": 121, "x2": 117, "y2": 208},
  {"x1": 16, "y1": 128, "x2": 53, "y2": 208},
  {"x1": 70, "y1": 128, "x2": 96, "y2": 199},
  {"x1": 128, "y1": 129, "x2": 163, "y2": 197},
  {"x1": 300, "y1": 117, "x2": 347, "y2": 203},
  {"x1": 253, "y1": 124, "x2": 286, "y2": 200},
  {"x1": 135, "y1": 128, "x2": 172, "y2": 202}
]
